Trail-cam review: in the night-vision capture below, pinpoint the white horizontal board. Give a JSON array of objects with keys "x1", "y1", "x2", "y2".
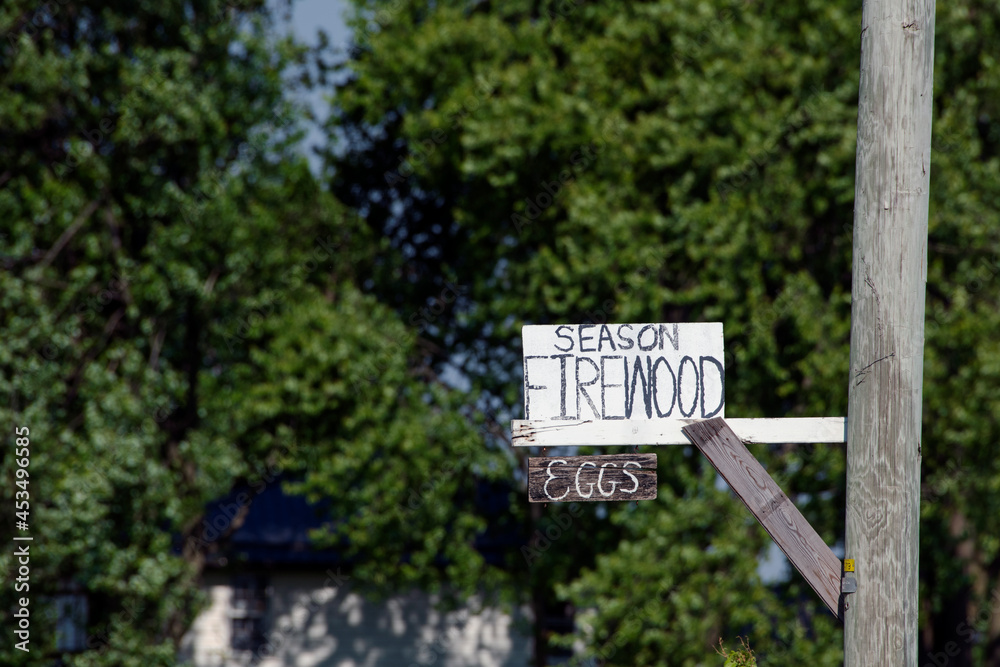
[
  {"x1": 512, "y1": 417, "x2": 846, "y2": 447},
  {"x1": 522, "y1": 323, "x2": 724, "y2": 421}
]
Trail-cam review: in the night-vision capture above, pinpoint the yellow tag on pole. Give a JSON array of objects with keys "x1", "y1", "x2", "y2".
[{"x1": 844, "y1": 559, "x2": 855, "y2": 572}]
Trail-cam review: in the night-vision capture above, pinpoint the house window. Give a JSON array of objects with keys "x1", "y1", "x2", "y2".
[
  {"x1": 230, "y1": 575, "x2": 268, "y2": 653},
  {"x1": 545, "y1": 602, "x2": 575, "y2": 665},
  {"x1": 54, "y1": 593, "x2": 88, "y2": 652}
]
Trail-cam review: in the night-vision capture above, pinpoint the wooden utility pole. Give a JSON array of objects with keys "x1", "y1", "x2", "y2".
[{"x1": 845, "y1": 0, "x2": 935, "y2": 663}]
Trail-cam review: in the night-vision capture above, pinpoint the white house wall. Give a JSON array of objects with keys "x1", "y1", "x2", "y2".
[{"x1": 180, "y1": 570, "x2": 534, "y2": 667}]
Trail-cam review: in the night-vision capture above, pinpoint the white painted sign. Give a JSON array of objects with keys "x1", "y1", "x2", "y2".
[{"x1": 522, "y1": 323, "x2": 724, "y2": 421}]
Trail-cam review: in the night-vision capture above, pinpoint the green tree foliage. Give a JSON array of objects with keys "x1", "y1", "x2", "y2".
[
  {"x1": 212, "y1": 282, "x2": 513, "y2": 598},
  {"x1": 0, "y1": 2, "x2": 310, "y2": 663},
  {"x1": 325, "y1": 0, "x2": 1000, "y2": 663},
  {"x1": 0, "y1": 1, "x2": 507, "y2": 664}
]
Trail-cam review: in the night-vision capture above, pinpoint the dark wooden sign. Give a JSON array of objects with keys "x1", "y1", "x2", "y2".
[{"x1": 528, "y1": 454, "x2": 657, "y2": 503}]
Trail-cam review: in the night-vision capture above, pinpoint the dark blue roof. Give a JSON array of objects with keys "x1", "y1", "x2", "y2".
[
  {"x1": 195, "y1": 478, "x2": 342, "y2": 567},
  {"x1": 188, "y1": 476, "x2": 520, "y2": 569}
]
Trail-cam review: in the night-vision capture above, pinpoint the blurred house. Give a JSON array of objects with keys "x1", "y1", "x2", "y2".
[{"x1": 177, "y1": 478, "x2": 545, "y2": 667}]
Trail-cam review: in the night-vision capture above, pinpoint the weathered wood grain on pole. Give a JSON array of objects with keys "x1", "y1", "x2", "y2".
[
  {"x1": 683, "y1": 418, "x2": 842, "y2": 618},
  {"x1": 846, "y1": 0, "x2": 935, "y2": 662}
]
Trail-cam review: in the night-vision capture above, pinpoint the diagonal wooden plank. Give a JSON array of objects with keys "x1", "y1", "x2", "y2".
[
  {"x1": 682, "y1": 417, "x2": 843, "y2": 618},
  {"x1": 512, "y1": 417, "x2": 846, "y2": 447}
]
